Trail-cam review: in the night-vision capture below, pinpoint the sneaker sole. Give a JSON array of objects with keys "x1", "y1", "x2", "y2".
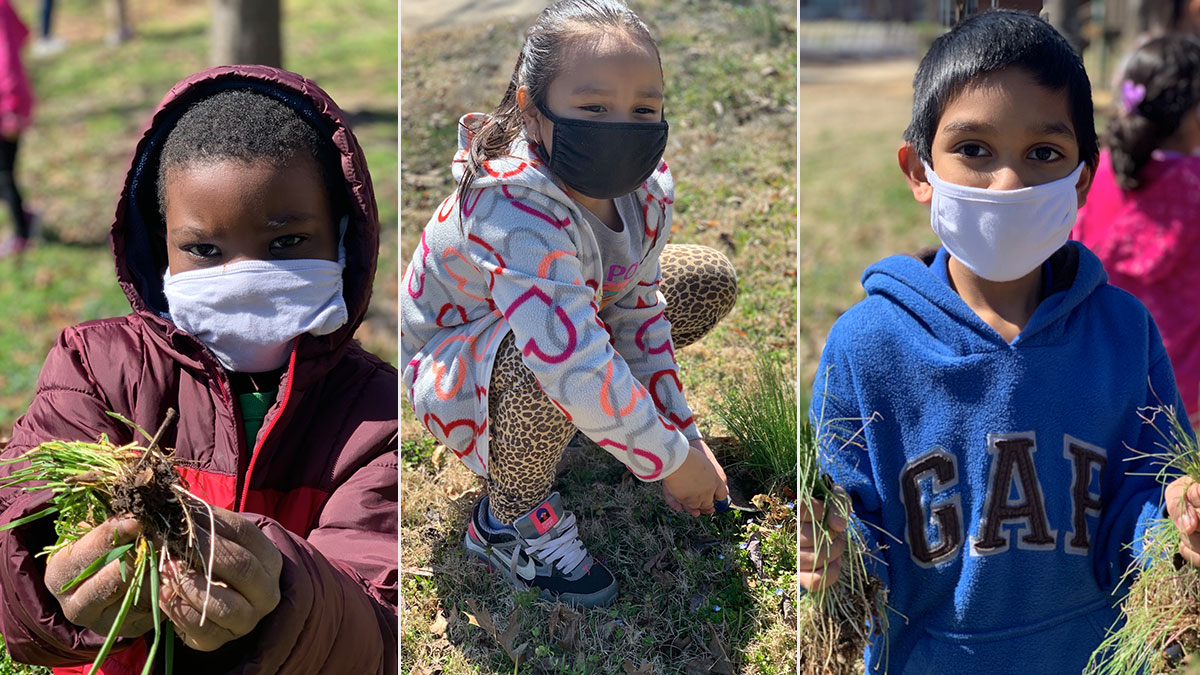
[{"x1": 463, "y1": 523, "x2": 619, "y2": 608}]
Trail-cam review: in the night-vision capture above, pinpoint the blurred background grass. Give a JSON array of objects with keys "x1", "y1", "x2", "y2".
[{"x1": 0, "y1": 0, "x2": 398, "y2": 438}]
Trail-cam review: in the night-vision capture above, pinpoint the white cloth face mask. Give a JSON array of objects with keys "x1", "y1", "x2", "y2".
[
  {"x1": 163, "y1": 257, "x2": 348, "y2": 373},
  {"x1": 924, "y1": 161, "x2": 1085, "y2": 282}
]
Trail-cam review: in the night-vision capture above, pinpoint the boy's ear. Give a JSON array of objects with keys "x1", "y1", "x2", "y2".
[
  {"x1": 1074, "y1": 162, "x2": 1095, "y2": 209},
  {"x1": 898, "y1": 142, "x2": 933, "y2": 204},
  {"x1": 516, "y1": 86, "x2": 541, "y2": 144}
]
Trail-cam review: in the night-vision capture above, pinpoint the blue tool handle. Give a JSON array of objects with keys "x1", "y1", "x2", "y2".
[{"x1": 714, "y1": 496, "x2": 731, "y2": 512}]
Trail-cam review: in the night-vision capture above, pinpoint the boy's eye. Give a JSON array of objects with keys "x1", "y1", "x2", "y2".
[
  {"x1": 1028, "y1": 146, "x2": 1064, "y2": 162},
  {"x1": 182, "y1": 243, "x2": 220, "y2": 258},
  {"x1": 956, "y1": 143, "x2": 990, "y2": 158},
  {"x1": 635, "y1": 106, "x2": 659, "y2": 116},
  {"x1": 270, "y1": 234, "x2": 306, "y2": 251},
  {"x1": 579, "y1": 104, "x2": 606, "y2": 113}
]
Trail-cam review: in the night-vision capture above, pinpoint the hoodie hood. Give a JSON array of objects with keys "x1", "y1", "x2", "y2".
[
  {"x1": 111, "y1": 65, "x2": 379, "y2": 372},
  {"x1": 861, "y1": 241, "x2": 1107, "y2": 352}
]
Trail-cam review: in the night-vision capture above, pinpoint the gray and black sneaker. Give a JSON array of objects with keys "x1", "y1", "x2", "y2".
[{"x1": 464, "y1": 492, "x2": 618, "y2": 608}]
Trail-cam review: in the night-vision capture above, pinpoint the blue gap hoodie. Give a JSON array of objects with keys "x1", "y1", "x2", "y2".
[{"x1": 811, "y1": 241, "x2": 1186, "y2": 674}]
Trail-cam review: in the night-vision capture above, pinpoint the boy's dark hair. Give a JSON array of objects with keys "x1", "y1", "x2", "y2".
[
  {"x1": 903, "y1": 10, "x2": 1099, "y2": 168},
  {"x1": 1105, "y1": 34, "x2": 1200, "y2": 190},
  {"x1": 156, "y1": 89, "x2": 344, "y2": 219}
]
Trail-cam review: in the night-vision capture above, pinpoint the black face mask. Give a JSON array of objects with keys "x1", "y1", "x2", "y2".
[{"x1": 534, "y1": 100, "x2": 669, "y2": 199}]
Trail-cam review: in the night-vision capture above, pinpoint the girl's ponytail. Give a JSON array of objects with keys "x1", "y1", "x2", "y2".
[{"x1": 1106, "y1": 34, "x2": 1200, "y2": 190}]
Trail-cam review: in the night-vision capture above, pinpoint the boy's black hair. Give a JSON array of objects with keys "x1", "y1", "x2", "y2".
[
  {"x1": 903, "y1": 10, "x2": 1099, "y2": 168},
  {"x1": 156, "y1": 89, "x2": 345, "y2": 219}
]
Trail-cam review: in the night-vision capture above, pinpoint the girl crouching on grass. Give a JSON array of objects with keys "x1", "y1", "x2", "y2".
[{"x1": 401, "y1": 0, "x2": 738, "y2": 608}]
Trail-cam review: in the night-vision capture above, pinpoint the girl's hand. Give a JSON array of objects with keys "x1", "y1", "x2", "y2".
[
  {"x1": 45, "y1": 517, "x2": 157, "y2": 638},
  {"x1": 159, "y1": 506, "x2": 282, "y2": 651},
  {"x1": 661, "y1": 439, "x2": 729, "y2": 516},
  {"x1": 1167, "y1": 476, "x2": 1200, "y2": 567},
  {"x1": 799, "y1": 487, "x2": 849, "y2": 592}
]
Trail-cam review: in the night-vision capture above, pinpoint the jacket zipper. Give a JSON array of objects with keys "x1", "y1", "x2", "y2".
[{"x1": 236, "y1": 345, "x2": 298, "y2": 512}]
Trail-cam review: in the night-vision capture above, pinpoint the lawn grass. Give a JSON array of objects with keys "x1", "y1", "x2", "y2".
[
  {"x1": 0, "y1": 0, "x2": 396, "y2": 671},
  {"x1": 0, "y1": 0, "x2": 398, "y2": 434},
  {"x1": 400, "y1": 0, "x2": 797, "y2": 672}
]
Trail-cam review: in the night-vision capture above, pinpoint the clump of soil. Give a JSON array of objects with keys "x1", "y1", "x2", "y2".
[
  {"x1": 108, "y1": 444, "x2": 194, "y2": 556},
  {"x1": 799, "y1": 573, "x2": 888, "y2": 675}
]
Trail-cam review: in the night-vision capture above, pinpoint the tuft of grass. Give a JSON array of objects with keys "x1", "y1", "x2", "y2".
[
  {"x1": 0, "y1": 409, "x2": 206, "y2": 675},
  {"x1": 713, "y1": 352, "x2": 797, "y2": 494},
  {"x1": 798, "y1": 376, "x2": 889, "y2": 675},
  {"x1": 1087, "y1": 405, "x2": 1200, "y2": 675}
]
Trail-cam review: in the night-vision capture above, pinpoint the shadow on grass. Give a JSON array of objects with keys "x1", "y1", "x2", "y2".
[{"x1": 403, "y1": 438, "x2": 792, "y2": 674}]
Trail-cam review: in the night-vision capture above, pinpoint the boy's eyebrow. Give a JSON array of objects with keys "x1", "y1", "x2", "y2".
[{"x1": 940, "y1": 120, "x2": 1076, "y2": 140}]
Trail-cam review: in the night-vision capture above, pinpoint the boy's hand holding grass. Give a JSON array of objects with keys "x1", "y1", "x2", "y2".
[
  {"x1": 799, "y1": 486, "x2": 849, "y2": 592},
  {"x1": 1167, "y1": 476, "x2": 1200, "y2": 567},
  {"x1": 158, "y1": 506, "x2": 282, "y2": 652},
  {"x1": 661, "y1": 438, "x2": 729, "y2": 516},
  {"x1": 46, "y1": 517, "x2": 156, "y2": 638}
]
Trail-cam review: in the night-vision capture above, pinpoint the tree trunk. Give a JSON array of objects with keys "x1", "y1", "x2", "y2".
[{"x1": 209, "y1": 0, "x2": 282, "y2": 69}]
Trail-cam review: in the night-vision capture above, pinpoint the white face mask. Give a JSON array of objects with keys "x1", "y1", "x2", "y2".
[
  {"x1": 163, "y1": 258, "x2": 348, "y2": 373},
  {"x1": 924, "y1": 162, "x2": 1085, "y2": 282}
]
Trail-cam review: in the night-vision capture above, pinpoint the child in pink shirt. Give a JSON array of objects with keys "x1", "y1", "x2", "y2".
[
  {"x1": 0, "y1": 0, "x2": 33, "y2": 256},
  {"x1": 1074, "y1": 34, "x2": 1200, "y2": 420}
]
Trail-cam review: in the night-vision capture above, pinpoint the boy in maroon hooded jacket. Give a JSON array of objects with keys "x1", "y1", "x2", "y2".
[{"x1": 0, "y1": 66, "x2": 397, "y2": 674}]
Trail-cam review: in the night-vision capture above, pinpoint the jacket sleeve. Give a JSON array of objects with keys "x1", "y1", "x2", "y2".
[
  {"x1": 465, "y1": 185, "x2": 692, "y2": 481},
  {"x1": 597, "y1": 258, "x2": 700, "y2": 442},
  {"x1": 0, "y1": 327, "x2": 139, "y2": 666},
  {"x1": 1094, "y1": 347, "x2": 1189, "y2": 590},
  {"x1": 181, "y1": 446, "x2": 398, "y2": 675}
]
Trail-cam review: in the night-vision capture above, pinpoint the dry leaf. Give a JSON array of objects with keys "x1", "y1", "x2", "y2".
[
  {"x1": 623, "y1": 660, "x2": 654, "y2": 674},
  {"x1": 706, "y1": 622, "x2": 736, "y2": 674},
  {"x1": 746, "y1": 532, "x2": 764, "y2": 578},
  {"x1": 685, "y1": 657, "x2": 713, "y2": 675},
  {"x1": 643, "y1": 547, "x2": 670, "y2": 573},
  {"x1": 401, "y1": 566, "x2": 434, "y2": 577},
  {"x1": 463, "y1": 598, "x2": 498, "y2": 635},
  {"x1": 428, "y1": 610, "x2": 448, "y2": 636}
]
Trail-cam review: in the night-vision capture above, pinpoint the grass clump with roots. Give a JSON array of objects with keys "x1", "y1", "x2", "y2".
[
  {"x1": 1086, "y1": 405, "x2": 1200, "y2": 675},
  {"x1": 0, "y1": 408, "x2": 214, "y2": 675},
  {"x1": 799, "y1": 379, "x2": 890, "y2": 675}
]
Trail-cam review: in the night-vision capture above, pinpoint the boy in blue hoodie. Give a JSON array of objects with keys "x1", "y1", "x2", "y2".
[{"x1": 804, "y1": 10, "x2": 1200, "y2": 673}]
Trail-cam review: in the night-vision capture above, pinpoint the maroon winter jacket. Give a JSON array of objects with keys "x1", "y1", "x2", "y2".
[{"x1": 0, "y1": 66, "x2": 398, "y2": 674}]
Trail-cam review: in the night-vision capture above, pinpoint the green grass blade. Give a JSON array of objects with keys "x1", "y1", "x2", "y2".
[
  {"x1": 164, "y1": 622, "x2": 174, "y2": 675},
  {"x1": 103, "y1": 411, "x2": 153, "y2": 442},
  {"x1": 59, "y1": 543, "x2": 135, "y2": 594},
  {"x1": 0, "y1": 506, "x2": 59, "y2": 531},
  {"x1": 141, "y1": 547, "x2": 161, "y2": 675},
  {"x1": 92, "y1": 544, "x2": 148, "y2": 671}
]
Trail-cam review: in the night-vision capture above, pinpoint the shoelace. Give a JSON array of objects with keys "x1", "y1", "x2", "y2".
[{"x1": 518, "y1": 512, "x2": 589, "y2": 575}]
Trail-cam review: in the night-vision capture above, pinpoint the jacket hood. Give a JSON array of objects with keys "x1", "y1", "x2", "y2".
[
  {"x1": 861, "y1": 241, "x2": 1108, "y2": 351},
  {"x1": 111, "y1": 65, "x2": 379, "y2": 371},
  {"x1": 450, "y1": 113, "x2": 673, "y2": 207}
]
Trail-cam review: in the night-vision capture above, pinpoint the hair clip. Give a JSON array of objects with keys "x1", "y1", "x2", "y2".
[{"x1": 1121, "y1": 80, "x2": 1146, "y2": 115}]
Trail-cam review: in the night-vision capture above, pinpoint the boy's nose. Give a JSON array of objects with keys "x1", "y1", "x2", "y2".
[{"x1": 988, "y1": 167, "x2": 1027, "y2": 191}]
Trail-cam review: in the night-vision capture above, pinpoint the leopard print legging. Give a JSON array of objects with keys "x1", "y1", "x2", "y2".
[{"x1": 486, "y1": 244, "x2": 738, "y2": 523}]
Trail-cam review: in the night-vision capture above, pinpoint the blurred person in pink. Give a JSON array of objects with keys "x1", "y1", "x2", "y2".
[
  {"x1": 1074, "y1": 33, "x2": 1200, "y2": 421},
  {"x1": 0, "y1": 0, "x2": 33, "y2": 256}
]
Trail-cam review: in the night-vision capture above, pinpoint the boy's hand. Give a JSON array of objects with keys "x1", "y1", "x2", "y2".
[
  {"x1": 45, "y1": 517, "x2": 157, "y2": 638},
  {"x1": 1167, "y1": 476, "x2": 1200, "y2": 567},
  {"x1": 159, "y1": 506, "x2": 282, "y2": 652},
  {"x1": 661, "y1": 438, "x2": 730, "y2": 516},
  {"x1": 799, "y1": 487, "x2": 849, "y2": 592}
]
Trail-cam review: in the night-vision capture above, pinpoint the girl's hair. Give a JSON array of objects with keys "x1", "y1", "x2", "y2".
[
  {"x1": 455, "y1": 0, "x2": 661, "y2": 206},
  {"x1": 1140, "y1": 0, "x2": 1190, "y2": 35},
  {"x1": 1106, "y1": 34, "x2": 1200, "y2": 190}
]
